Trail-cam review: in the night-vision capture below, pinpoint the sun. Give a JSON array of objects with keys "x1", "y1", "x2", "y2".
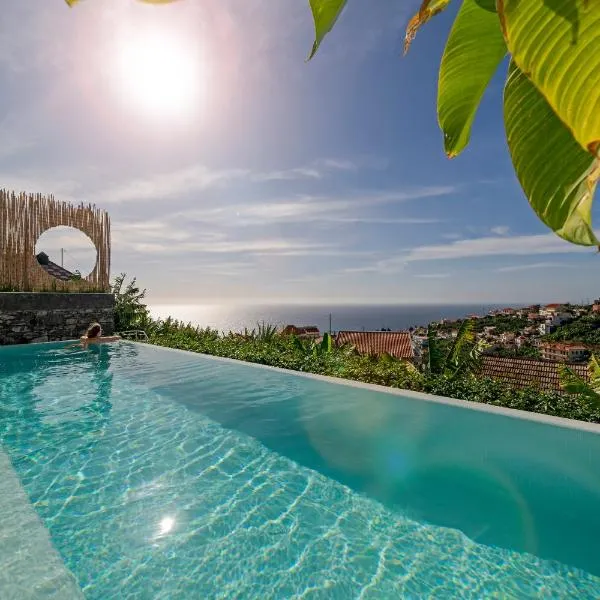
[{"x1": 113, "y1": 29, "x2": 203, "y2": 119}]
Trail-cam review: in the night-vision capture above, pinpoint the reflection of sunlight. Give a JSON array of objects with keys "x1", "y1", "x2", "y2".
[{"x1": 158, "y1": 516, "x2": 175, "y2": 536}]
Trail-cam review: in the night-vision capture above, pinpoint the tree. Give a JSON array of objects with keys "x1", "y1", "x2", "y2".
[
  {"x1": 66, "y1": 1, "x2": 600, "y2": 249},
  {"x1": 111, "y1": 273, "x2": 150, "y2": 332},
  {"x1": 427, "y1": 319, "x2": 486, "y2": 379}
]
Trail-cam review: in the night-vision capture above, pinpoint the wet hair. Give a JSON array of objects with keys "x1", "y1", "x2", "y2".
[{"x1": 86, "y1": 323, "x2": 102, "y2": 338}]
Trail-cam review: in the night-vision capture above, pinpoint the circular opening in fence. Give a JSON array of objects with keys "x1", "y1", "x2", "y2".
[{"x1": 35, "y1": 226, "x2": 97, "y2": 281}]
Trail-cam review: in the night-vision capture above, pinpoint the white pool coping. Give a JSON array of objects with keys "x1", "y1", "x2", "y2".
[
  {"x1": 0, "y1": 450, "x2": 83, "y2": 599},
  {"x1": 4, "y1": 339, "x2": 600, "y2": 436}
]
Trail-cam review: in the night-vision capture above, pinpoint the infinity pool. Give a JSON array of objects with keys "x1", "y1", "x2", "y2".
[{"x1": 1, "y1": 341, "x2": 600, "y2": 598}]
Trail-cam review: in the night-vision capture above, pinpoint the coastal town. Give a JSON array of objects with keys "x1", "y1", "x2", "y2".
[{"x1": 283, "y1": 300, "x2": 600, "y2": 393}]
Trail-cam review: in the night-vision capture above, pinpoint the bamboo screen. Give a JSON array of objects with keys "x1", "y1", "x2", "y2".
[{"x1": 0, "y1": 190, "x2": 111, "y2": 292}]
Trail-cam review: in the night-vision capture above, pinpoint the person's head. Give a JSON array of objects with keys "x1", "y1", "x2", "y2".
[{"x1": 86, "y1": 322, "x2": 102, "y2": 338}]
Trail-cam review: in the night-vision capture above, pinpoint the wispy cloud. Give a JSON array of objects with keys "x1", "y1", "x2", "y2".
[
  {"x1": 405, "y1": 234, "x2": 591, "y2": 262},
  {"x1": 496, "y1": 262, "x2": 571, "y2": 273},
  {"x1": 97, "y1": 165, "x2": 251, "y2": 204},
  {"x1": 414, "y1": 273, "x2": 451, "y2": 279},
  {"x1": 173, "y1": 186, "x2": 455, "y2": 226},
  {"x1": 491, "y1": 226, "x2": 510, "y2": 236}
]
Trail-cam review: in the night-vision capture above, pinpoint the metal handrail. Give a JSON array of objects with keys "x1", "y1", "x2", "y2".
[{"x1": 117, "y1": 330, "x2": 149, "y2": 342}]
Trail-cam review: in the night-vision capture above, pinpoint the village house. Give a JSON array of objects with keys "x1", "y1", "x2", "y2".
[
  {"x1": 281, "y1": 325, "x2": 321, "y2": 340},
  {"x1": 499, "y1": 332, "x2": 516, "y2": 345},
  {"x1": 335, "y1": 331, "x2": 415, "y2": 362},
  {"x1": 540, "y1": 342, "x2": 589, "y2": 363},
  {"x1": 539, "y1": 303, "x2": 564, "y2": 318}
]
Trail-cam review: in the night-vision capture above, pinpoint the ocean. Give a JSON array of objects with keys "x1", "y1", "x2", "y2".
[{"x1": 149, "y1": 304, "x2": 502, "y2": 334}]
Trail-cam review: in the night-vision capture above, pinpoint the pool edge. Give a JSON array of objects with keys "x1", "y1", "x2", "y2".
[
  {"x1": 0, "y1": 450, "x2": 84, "y2": 598},
  {"x1": 130, "y1": 341, "x2": 600, "y2": 436},
  {"x1": 4, "y1": 339, "x2": 600, "y2": 435}
]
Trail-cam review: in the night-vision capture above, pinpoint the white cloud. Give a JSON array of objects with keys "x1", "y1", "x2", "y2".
[
  {"x1": 172, "y1": 186, "x2": 454, "y2": 226},
  {"x1": 251, "y1": 167, "x2": 322, "y2": 182},
  {"x1": 122, "y1": 237, "x2": 335, "y2": 256},
  {"x1": 491, "y1": 226, "x2": 510, "y2": 236},
  {"x1": 414, "y1": 273, "x2": 451, "y2": 279},
  {"x1": 98, "y1": 165, "x2": 250, "y2": 204},
  {"x1": 496, "y1": 262, "x2": 570, "y2": 273},
  {"x1": 405, "y1": 233, "x2": 591, "y2": 262}
]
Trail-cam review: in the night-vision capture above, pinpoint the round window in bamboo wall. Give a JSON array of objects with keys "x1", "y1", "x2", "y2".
[{"x1": 34, "y1": 226, "x2": 97, "y2": 282}]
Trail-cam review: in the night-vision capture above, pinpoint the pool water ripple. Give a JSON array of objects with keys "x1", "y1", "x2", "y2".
[{"x1": 1, "y1": 342, "x2": 600, "y2": 598}]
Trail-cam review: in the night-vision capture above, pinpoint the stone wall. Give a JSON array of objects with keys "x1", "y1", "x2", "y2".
[{"x1": 0, "y1": 293, "x2": 115, "y2": 345}]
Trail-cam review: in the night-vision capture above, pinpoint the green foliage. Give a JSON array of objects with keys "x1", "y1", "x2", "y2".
[
  {"x1": 489, "y1": 344, "x2": 541, "y2": 359},
  {"x1": 307, "y1": 0, "x2": 600, "y2": 248},
  {"x1": 560, "y1": 355, "x2": 600, "y2": 409},
  {"x1": 545, "y1": 315, "x2": 600, "y2": 344},
  {"x1": 307, "y1": 0, "x2": 347, "y2": 60},
  {"x1": 437, "y1": 0, "x2": 506, "y2": 156},
  {"x1": 111, "y1": 273, "x2": 151, "y2": 332},
  {"x1": 427, "y1": 320, "x2": 485, "y2": 379},
  {"x1": 504, "y1": 61, "x2": 598, "y2": 246}
]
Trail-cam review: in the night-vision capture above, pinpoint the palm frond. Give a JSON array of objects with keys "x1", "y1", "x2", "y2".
[
  {"x1": 446, "y1": 319, "x2": 475, "y2": 371},
  {"x1": 559, "y1": 362, "x2": 600, "y2": 408}
]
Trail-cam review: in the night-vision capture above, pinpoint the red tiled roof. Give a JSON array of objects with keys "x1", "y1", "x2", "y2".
[
  {"x1": 540, "y1": 342, "x2": 589, "y2": 351},
  {"x1": 336, "y1": 331, "x2": 414, "y2": 359},
  {"x1": 479, "y1": 356, "x2": 589, "y2": 393}
]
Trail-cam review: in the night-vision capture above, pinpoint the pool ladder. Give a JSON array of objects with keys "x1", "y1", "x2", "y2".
[{"x1": 117, "y1": 330, "x2": 149, "y2": 342}]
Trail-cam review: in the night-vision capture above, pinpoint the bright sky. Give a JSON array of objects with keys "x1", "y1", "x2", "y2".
[{"x1": 2, "y1": 0, "x2": 599, "y2": 304}]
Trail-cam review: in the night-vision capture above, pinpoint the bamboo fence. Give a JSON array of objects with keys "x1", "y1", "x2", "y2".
[{"x1": 0, "y1": 190, "x2": 110, "y2": 292}]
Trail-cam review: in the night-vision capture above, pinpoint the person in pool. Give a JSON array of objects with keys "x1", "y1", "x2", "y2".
[{"x1": 80, "y1": 322, "x2": 120, "y2": 347}]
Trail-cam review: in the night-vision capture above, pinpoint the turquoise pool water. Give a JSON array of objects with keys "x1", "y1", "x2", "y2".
[{"x1": 1, "y1": 341, "x2": 600, "y2": 598}]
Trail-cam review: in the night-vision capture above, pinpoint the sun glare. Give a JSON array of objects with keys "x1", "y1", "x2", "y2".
[{"x1": 114, "y1": 30, "x2": 203, "y2": 119}]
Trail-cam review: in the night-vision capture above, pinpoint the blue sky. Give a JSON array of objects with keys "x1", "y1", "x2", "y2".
[{"x1": 3, "y1": 0, "x2": 599, "y2": 304}]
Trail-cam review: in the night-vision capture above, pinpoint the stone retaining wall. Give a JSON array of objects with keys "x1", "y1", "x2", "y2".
[{"x1": 0, "y1": 293, "x2": 114, "y2": 345}]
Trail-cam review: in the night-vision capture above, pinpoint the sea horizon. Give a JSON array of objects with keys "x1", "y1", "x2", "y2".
[{"x1": 148, "y1": 302, "x2": 515, "y2": 334}]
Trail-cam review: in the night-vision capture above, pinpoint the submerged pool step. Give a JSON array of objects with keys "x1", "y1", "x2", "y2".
[{"x1": 0, "y1": 451, "x2": 83, "y2": 599}]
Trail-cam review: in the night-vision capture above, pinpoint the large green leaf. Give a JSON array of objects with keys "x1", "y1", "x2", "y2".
[
  {"x1": 504, "y1": 61, "x2": 599, "y2": 247},
  {"x1": 307, "y1": 0, "x2": 348, "y2": 61},
  {"x1": 559, "y1": 355, "x2": 600, "y2": 408},
  {"x1": 404, "y1": 0, "x2": 453, "y2": 55},
  {"x1": 437, "y1": 0, "x2": 506, "y2": 156},
  {"x1": 445, "y1": 319, "x2": 475, "y2": 373},
  {"x1": 499, "y1": 0, "x2": 600, "y2": 155}
]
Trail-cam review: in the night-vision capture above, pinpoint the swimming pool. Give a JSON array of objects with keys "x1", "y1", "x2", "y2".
[{"x1": 1, "y1": 341, "x2": 600, "y2": 597}]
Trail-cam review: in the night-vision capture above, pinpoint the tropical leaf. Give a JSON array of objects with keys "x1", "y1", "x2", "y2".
[
  {"x1": 503, "y1": 61, "x2": 599, "y2": 247},
  {"x1": 307, "y1": 0, "x2": 348, "y2": 61},
  {"x1": 498, "y1": 0, "x2": 600, "y2": 155},
  {"x1": 404, "y1": 0, "x2": 453, "y2": 55},
  {"x1": 427, "y1": 326, "x2": 445, "y2": 375},
  {"x1": 559, "y1": 361, "x2": 600, "y2": 408},
  {"x1": 446, "y1": 319, "x2": 475, "y2": 372},
  {"x1": 437, "y1": 0, "x2": 506, "y2": 157}
]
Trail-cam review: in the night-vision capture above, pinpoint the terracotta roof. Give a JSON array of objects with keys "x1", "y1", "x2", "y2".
[
  {"x1": 540, "y1": 342, "x2": 589, "y2": 351},
  {"x1": 336, "y1": 331, "x2": 414, "y2": 360},
  {"x1": 479, "y1": 356, "x2": 589, "y2": 393},
  {"x1": 544, "y1": 304, "x2": 562, "y2": 309}
]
